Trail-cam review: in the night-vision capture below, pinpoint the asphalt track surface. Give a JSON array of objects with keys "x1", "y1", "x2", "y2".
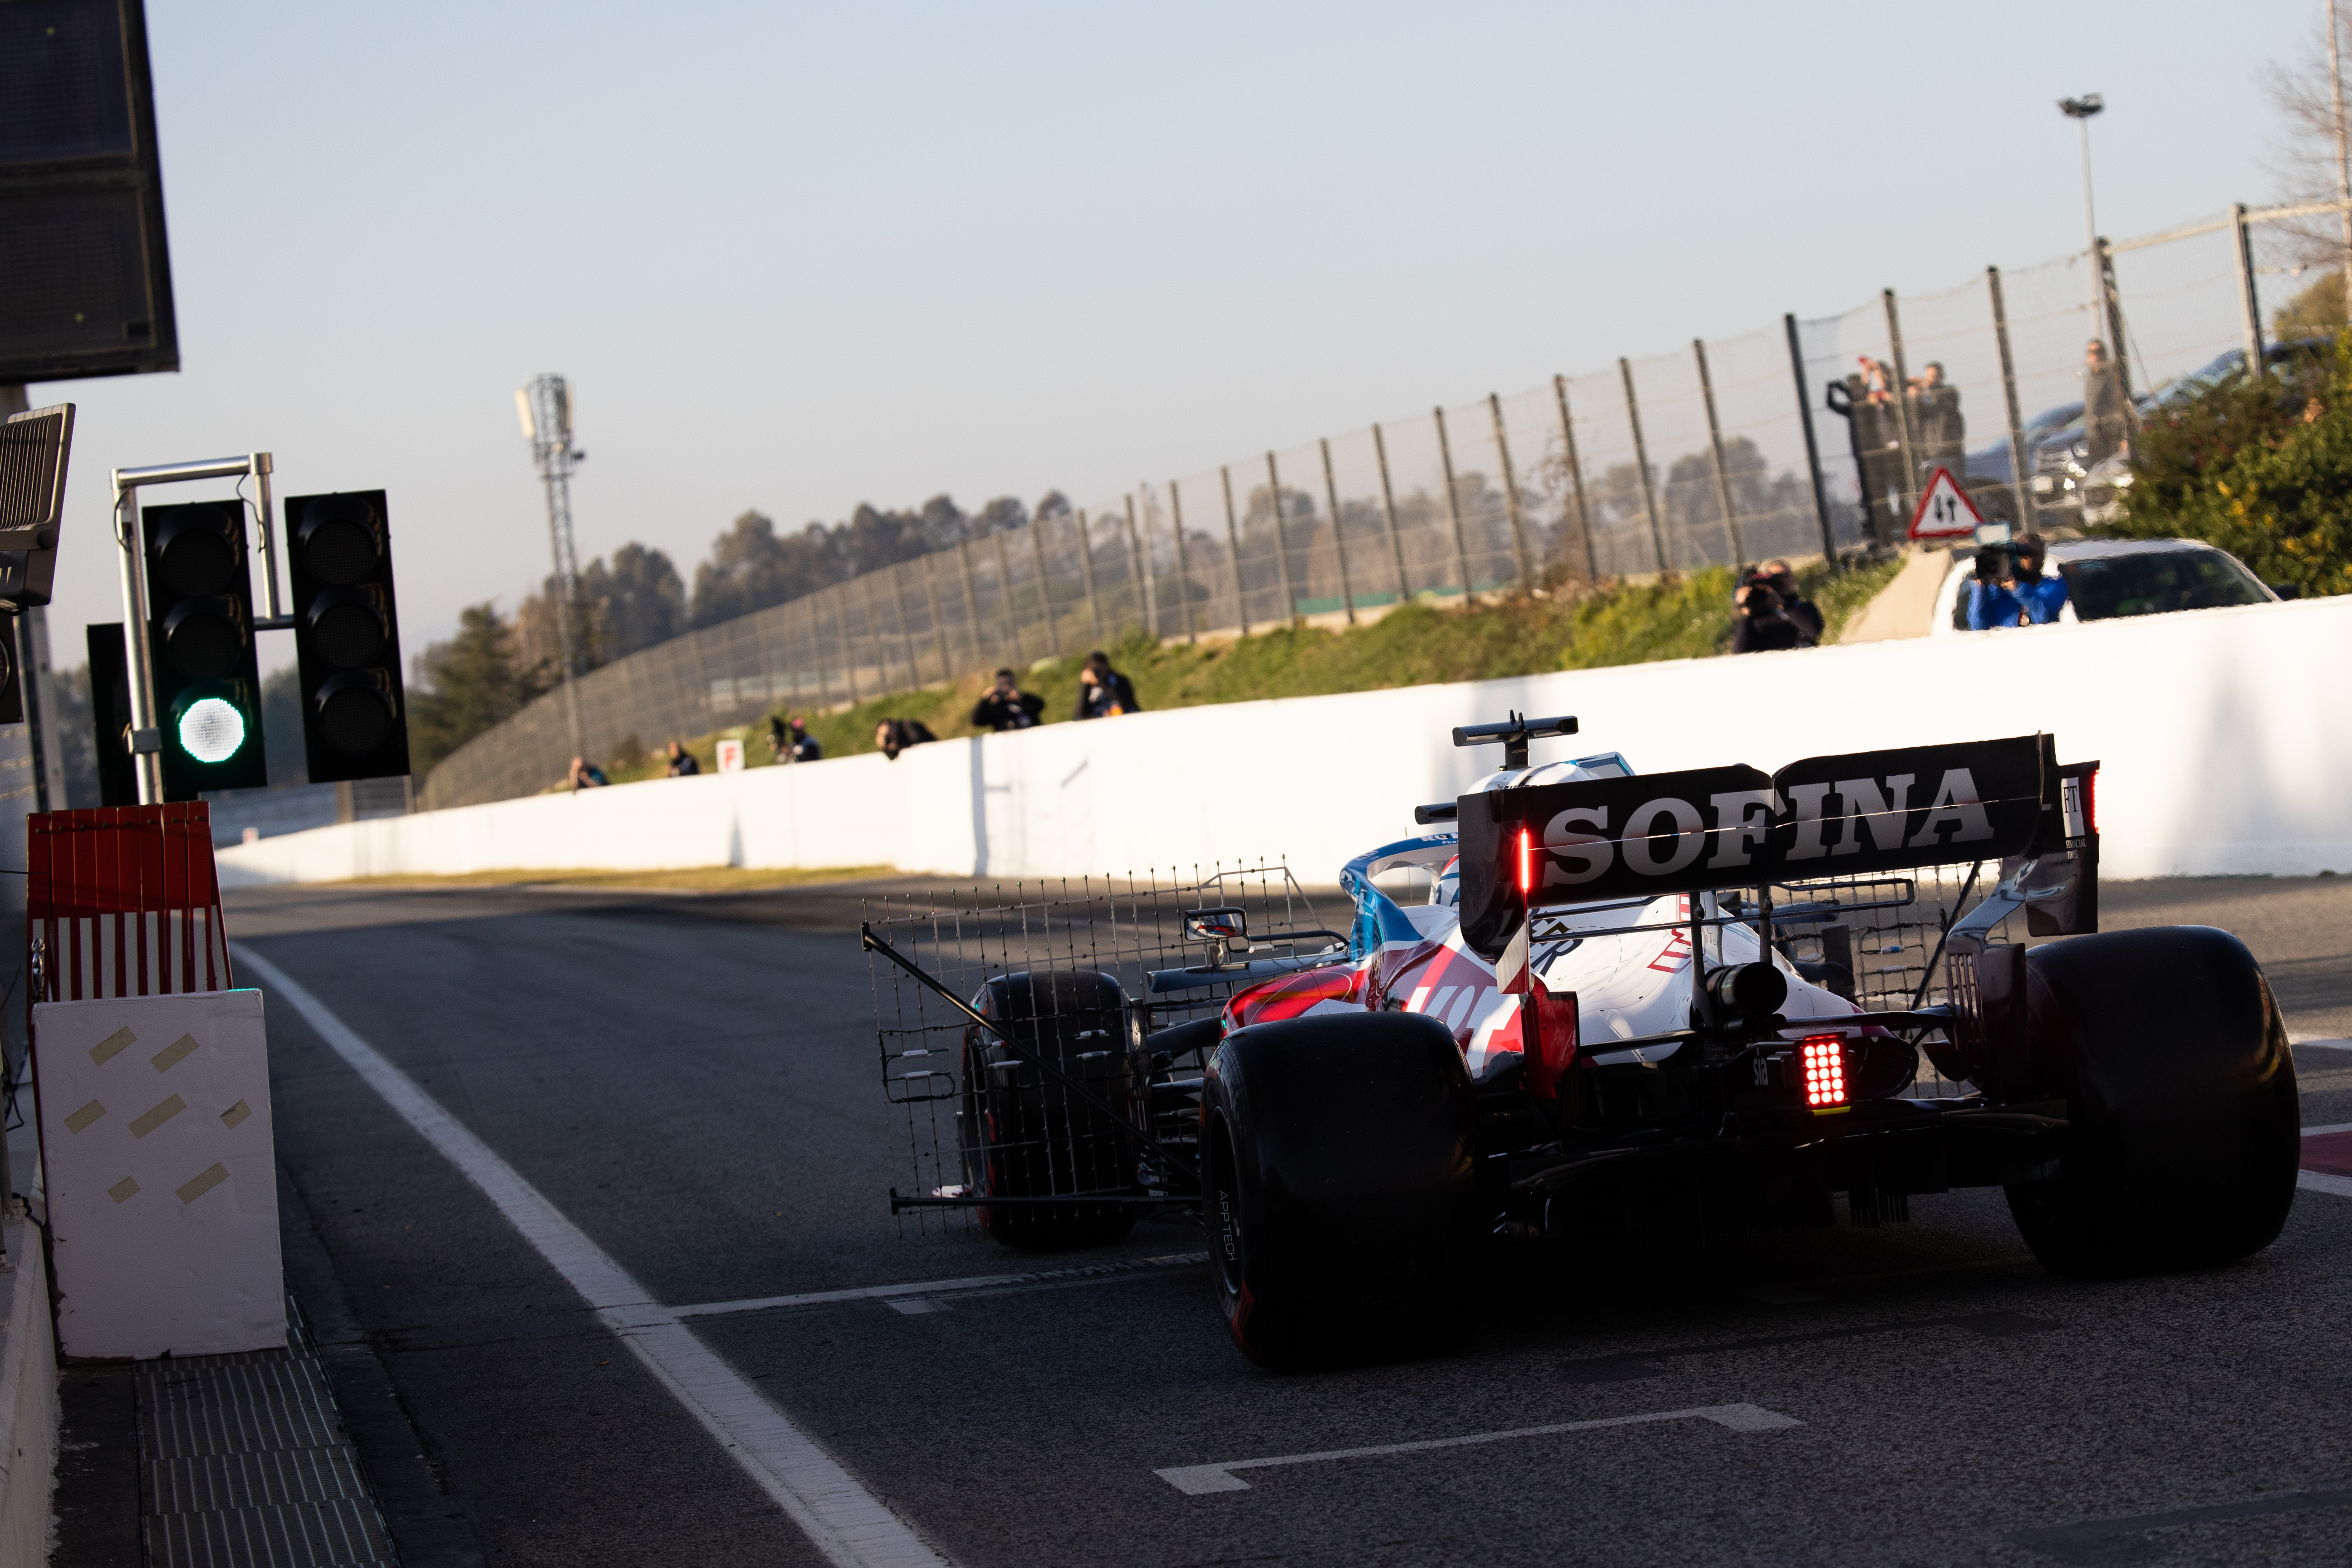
[{"x1": 226, "y1": 874, "x2": 2352, "y2": 1568}]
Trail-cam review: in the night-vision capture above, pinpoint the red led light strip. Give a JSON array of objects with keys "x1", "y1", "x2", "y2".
[{"x1": 1801, "y1": 1034, "x2": 1847, "y2": 1107}]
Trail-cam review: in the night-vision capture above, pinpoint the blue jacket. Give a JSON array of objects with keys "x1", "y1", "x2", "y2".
[{"x1": 1968, "y1": 572, "x2": 2069, "y2": 629}]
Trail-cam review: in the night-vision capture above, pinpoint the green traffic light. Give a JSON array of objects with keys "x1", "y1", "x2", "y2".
[{"x1": 177, "y1": 695, "x2": 247, "y2": 764}]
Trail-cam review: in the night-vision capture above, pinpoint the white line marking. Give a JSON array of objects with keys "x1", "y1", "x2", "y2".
[
  {"x1": 1153, "y1": 1402, "x2": 1802, "y2": 1494},
  {"x1": 2303, "y1": 1123, "x2": 2352, "y2": 1138},
  {"x1": 671, "y1": 1253, "x2": 1207, "y2": 1320},
  {"x1": 2301, "y1": 1170, "x2": 2352, "y2": 1199},
  {"x1": 234, "y1": 944, "x2": 948, "y2": 1568},
  {"x1": 2292, "y1": 1037, "x2": 2352, "y2": 1052}
]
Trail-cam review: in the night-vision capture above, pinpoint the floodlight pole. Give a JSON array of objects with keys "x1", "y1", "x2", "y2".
[
  {"x1": 110, "y1": 452, "x2": 282, "y2": 806},
  {"x1": 2059, "y1": 95, "x2": 2107, "y2": 349},
  {"x1": 519, "y1": 375, "x2": 588, "y2": 760}
]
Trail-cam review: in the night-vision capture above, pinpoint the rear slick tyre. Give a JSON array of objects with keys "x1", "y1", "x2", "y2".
[
  {"x1": 1201, "y1": 1011, "x2": 1480, "y2": 1370},
  {"x1": 2003, "y1": 926, "x2": 2300, "y2": 1279}
]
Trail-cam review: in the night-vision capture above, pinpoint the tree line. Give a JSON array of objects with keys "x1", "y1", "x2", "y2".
[{"x1": 407, "y1": 490, "x2": 1069, "y2": 776}]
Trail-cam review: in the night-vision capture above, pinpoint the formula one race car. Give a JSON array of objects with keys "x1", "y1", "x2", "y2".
[{"x1": 864, "y1": 714, "x2": 2300, "y2": 1368}]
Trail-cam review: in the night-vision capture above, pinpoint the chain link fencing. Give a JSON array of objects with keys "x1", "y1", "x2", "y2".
[{"x1": 421, "y1": 201, "x2": 2328, "y2": 811}]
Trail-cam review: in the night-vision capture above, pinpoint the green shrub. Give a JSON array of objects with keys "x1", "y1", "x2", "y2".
[{"x1": 2119, "y1": 339, "x2": 2352, "y2": 598}]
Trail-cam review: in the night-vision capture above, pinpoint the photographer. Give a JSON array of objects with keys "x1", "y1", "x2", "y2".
[
  {"x1": 970, "y1": 668, "x2": 1046, "y2": 732},
  {"x1": 1073, "y1": 649, "x2": 1141, "y2": 720},
  {"x1": 1756, "y1": 559, "x2": 1823, "y2": 644},
  {"x1": 1730, "y1": 576, "x2": 1818, "y2": 653},
  {"x1": 874, "y1": 717, "x2": 937, "y2": 761},
  {"x1": 769, "y1": 715, "x2": 823, "y2": 763},
  {"x1": 1966, "y1": 533, "x2": 2069, "y2": 629}
]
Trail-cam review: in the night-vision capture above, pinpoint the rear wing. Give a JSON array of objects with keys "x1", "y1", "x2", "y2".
[{"x1": 1455, "y1": 733, "x2": 2092, "y2": 960}]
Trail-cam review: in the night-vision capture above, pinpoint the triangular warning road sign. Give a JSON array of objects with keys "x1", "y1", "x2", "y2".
[{"x1": 1908, "y1": 467, "x2": 1982, "y2": 539}]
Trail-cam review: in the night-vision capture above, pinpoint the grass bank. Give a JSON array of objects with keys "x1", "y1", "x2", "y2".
[{"x1": 605, "y1": 556, "x2": 1900, "y2": 775}]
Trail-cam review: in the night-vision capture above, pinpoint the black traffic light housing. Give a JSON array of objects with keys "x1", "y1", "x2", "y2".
[
  {"x1": 87, "y1": 623, "x2": 136, "y2": 807},
  {"x1": 286, "y1": 490, "x2": 408, "y2": 782},
  {"x1": 142, "y1": 499, "x2": 266, "y2": 797}
]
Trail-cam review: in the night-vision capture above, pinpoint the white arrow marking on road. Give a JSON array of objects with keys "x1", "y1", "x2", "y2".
[
  {"x1": 1154, "y1": 1402, "x2": 1802, "y2": 1494},
  {"x1": 235, "y1": 945, "x2": 950, "y2": 1568}
]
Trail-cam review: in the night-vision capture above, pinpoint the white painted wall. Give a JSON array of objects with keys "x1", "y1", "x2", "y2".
[{"x1": 218, "y1": 595, "x2": 2352, "y2": 887}]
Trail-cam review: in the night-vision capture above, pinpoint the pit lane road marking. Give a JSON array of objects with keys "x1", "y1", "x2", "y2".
[
  {"x1": 1154, "y1": 1402, "x2": 1801, "y2": 1494},
  {"x1": 671, "y1": 1252, "x2": 1209, "y2": 1319},
  {"x1": 235, "y1": 945, "x2": 950, "y2": 1568}
]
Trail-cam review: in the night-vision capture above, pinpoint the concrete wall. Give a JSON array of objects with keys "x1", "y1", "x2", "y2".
[{"x1": 218, "y1": 595, "x2": 2352, "y2": 887}]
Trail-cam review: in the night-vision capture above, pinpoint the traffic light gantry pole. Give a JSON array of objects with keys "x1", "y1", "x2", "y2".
[{"x1": 110, "y1": 451, "x2": 287, "y2": 806}]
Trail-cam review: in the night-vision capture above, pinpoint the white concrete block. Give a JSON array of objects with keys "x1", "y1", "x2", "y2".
[{"x1": 34, "y1": 990, "x2": 284, "y2": 1359}]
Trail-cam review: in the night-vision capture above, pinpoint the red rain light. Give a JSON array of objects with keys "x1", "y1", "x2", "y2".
[
  {"x1": 1518, "y1": 828, "x2": 1533, "y2": 896},
  {"x1": 1799, "y1": 1034, "x2": 1847, "y2": 1107},
  {"x1": 2083, "y1": 768, "x2": 2099, "y2": 835}
]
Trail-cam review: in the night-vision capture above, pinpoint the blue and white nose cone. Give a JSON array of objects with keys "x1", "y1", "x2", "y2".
[{"x1": 177, "y1": 696, "x2": 247, "y2": 764}]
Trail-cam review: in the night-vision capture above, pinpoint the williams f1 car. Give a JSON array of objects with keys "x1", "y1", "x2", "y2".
[{"x1": 864, "y1": 715, "x2": 2300, "y2": 1368}]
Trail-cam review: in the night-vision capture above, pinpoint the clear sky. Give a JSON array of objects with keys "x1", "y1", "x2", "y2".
[{"x1": 24, "y1": 0, "x2": 2322, "y2": 676}]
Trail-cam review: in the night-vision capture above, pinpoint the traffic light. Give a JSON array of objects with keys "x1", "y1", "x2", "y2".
[
  {"x1": 141, "y1": 499, "x2": 265, "y2": 797},
  {"x1": 284, "y1": 490, "x2": 408, "y2": 783},
  {"x1": 87, "y1": 623, "x2": 135, "y2": 807}
]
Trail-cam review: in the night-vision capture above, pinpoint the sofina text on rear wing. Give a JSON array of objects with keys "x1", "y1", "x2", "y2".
[{"x1": 1454, "y1": 734, "x2": 2092, "y2": 962}]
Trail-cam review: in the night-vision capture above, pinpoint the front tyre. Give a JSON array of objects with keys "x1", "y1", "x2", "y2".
[
  {"x1": 1202, "y1": 1012, "x2": 1480, "y2": 1370},
  {"x1": 2004, "y1": 926, "x2": 2300, "y2": 1279}
]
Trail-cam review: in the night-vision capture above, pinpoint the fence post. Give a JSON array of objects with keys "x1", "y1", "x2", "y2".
[
  {"x1": 1025, "y1": 519, "x2": 1061, "y2": 656},
  {"x1": 1073, "y1": 509, "x2": 1104, "y2": 641},
  {"x1": 1783, "y1": 314, "x2": 1837, "y2": 562},
  {"x1": 1371, "y1": 422, "x2": 1411, "y2": 603},
  {"x1": 882, "y1": 560, "x2": 920, "y2": 691},
  {"x1": 920, "y1": 553, "x2": 954, "y2": 684},
  {"x1": 1692, "y1": 340, "x2": 1746, "y2": 567},
  {"x1": 825, "y1": 586, "x2": 859, "y2": 707},
  {"x1": 1882, "y1": 289, "x2": 1922, "y2": 527},
  {"x1": 1126, "y1": 491, "x2": 1158, "y2": 638},
  {"x1": 1619, "y1": 358, "x2": 1670, "y2": 573},
  {"x1": 1553, "y1": 375, "x2": 1598, "y2": 579},
  {"x1": 1168, "y1": 480, "x2": 1197, "y2": 643},
  {"x1": 1262, "y1": 451, "x2": 1299, "y2": 623},
  {"x1": 1986, "y1": 267, "x2": 2037, "y2": 529},
  {"x1": 2099, "y1": 239, "x2": 2133, "y2": 399},
  {"x1": 1317, "y1": 438, "x2": 1357, "y2": 624},
  {"x1": 1487, "y1": 392, "x2": 1534, "y2": 592},
  {"x1": 955, "y1": 539, "x2": 987, "y2": 666},
  {"x1": 2230, "y1": 204, "x2": 2265, "y2": 385},
  {"x1": 990, "y1": 531, "x2": 1025, "y2": 664},
  {"x1": 1431, "y1": 407, "x2": 1476, "y2": 605},
  {"x1": 1219, "y1": 465, "x2": 1252, "y2": 636}
]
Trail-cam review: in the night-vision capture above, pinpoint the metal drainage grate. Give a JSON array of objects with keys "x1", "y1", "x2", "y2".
[{"x1": 136, "y1": 1331, "x2": 395, "y2": 1568}]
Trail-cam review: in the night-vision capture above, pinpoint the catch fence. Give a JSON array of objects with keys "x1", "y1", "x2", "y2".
[{"x1": 422, "y1": 201, "x2": 2328, "y2": 810}]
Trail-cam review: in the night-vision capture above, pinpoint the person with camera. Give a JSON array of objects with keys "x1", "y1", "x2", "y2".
[
  {"x1": 874, "y1": 717, "x2": 938, "y2": 761},
  {"x1": 1073, "y1": 649, "x2": 1141, "y2": 720},
  {"x1": 970, "y1": 668, "x2": 1047, "y2": 732},
  {"x1": 1966, "y1": 533, "x2": 2069, "y2": 629},
  {"x1": 1730, "y1": 575, "x2": 1818, "y2": 653},
  {"x1": 768, "y1": 715, "x2": 823, "y2": 763},
  {"x1": 1755, "y1": 559, "x2": 1823, "y2": 644}
]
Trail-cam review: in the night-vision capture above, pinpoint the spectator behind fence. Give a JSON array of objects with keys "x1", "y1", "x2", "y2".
[
  {"x1": 971, "y1": 668, "x2": 1046, "y2": 732},
  {"x1": 2082, "y1": 340, "x2": 2130, "y2": 465},
  {"x1": 1074, "y1": 650, "x2": 1141, "y2": 720},
  {"x1": 770, "y1": 715, "x2": 823, "y2": 764},
  {"x1": 568, "y1": 756, "x2": 609, "y2": 791},
  {"x1": 1730, "y1": 578, "x2": 1818, "y2": 654},
  {"x1": 1906, "y1": 361, "x2": 1965, "y2": 485},
  {"x1": 1839, "y1": 356, "x2": 1906, "y2": 546},
  {"x1": 665, "y1": 740, "x2": 701, "y2": 778},
  {"x1": 1966, "y1": 533, "x2": 2068, "y2": 630},
  {"x1": 1756, "y1": 559, "x2": 1823, "y2": 644},
  {"x1": 875, "y1": 718, "x2": 938, "y2": 761}
]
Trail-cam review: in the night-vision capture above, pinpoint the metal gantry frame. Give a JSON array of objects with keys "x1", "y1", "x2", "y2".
[{"x1": 109, "y1": 451, "x2": 286, "y2": 806}]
